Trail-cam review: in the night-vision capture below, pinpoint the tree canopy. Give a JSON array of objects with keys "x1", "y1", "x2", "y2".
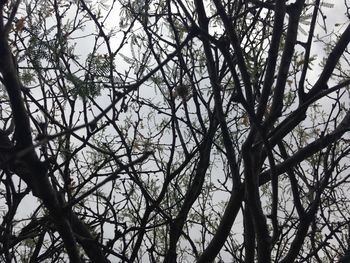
[{"x1": 0, "y1": 0, "x2": 350, "y2": 262}]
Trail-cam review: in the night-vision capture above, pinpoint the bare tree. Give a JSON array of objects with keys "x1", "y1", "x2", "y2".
[{"x1": 0, "y1": 0, "x2": 350, "y2": 262}]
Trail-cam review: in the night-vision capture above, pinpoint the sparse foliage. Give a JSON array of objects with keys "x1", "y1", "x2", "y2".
[{"x1": 0, "y1": 0, "x2": 350, "y2": 262}]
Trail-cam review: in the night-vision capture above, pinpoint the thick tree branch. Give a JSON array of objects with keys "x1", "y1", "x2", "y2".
[
  {"x1": 257, "y1": 0, "x2": 286, "y2": 122},
  {"x1": 308, "y1": 23, "x2": 350, "y2": 98},
  {"x1": 265, "y1": 0, "x2": 305, "y2": 127},
  {"x1": 197, "y1": 186, "x2": 244, "y2": 263},
  {"x1": 260, "y1": 108, "x2": 350, "y2": 184},
  {"x1": 212, "y1": 0, "x2": 254, "y2": 109}
]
